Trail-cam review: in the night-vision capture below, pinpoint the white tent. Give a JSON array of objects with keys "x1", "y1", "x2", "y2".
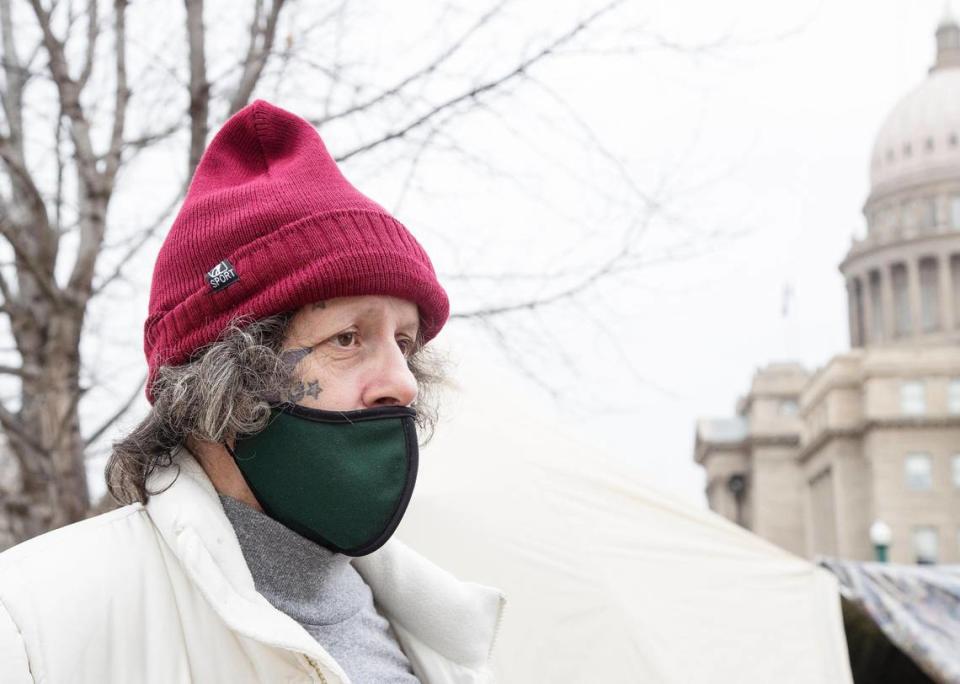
[{"x1": 395, "y1": 372, "x2": 853, "y2": 683}]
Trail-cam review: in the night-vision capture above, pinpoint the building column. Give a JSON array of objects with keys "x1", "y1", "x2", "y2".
[
  {"x1": 907, "y1": 258, "x2": 923, "y2": 336},
  {"x1": 940, "y1": 253, "x2": 954, "y2": 332},
  {"x1": 881, "y1": 266, "x2": 896, "y2": 341},
  {"x1": 860, "y1": 274, "x2": 874, "y2": 345},
  {"x1": 846, "y1": 280, "x2": 856, "y2": 346}
]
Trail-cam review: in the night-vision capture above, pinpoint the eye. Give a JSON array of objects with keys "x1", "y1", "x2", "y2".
[
  {"x1": 331, "y1": 331, "x2": 359, "y2": 348},
  {"x1": 397, "y1": 336, "x2": 414, "y2": 357}
]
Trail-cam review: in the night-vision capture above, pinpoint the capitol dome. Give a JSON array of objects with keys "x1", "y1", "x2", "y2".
[
  {"x1": 842, "y1": 10, "x2": 960, "y2": 351},
  {"x1": 869, "y1": 13, "x2": 960, "y2": 197}
]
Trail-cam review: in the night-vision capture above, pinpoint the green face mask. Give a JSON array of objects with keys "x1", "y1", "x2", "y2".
[{"x1": 225, "y1": 403, "x2": 418, "y2": 557}]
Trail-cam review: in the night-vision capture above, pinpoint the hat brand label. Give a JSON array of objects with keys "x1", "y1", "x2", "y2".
[{"x1": 206, "y1": 259, "x2": 239, "y2": 292}]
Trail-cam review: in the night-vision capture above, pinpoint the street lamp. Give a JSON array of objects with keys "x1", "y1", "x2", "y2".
[
  {"x1": 869, "y1": 520, "x2": 892, "y2": 562},
  {"x1": 727, "y1": 474, "x2": 747, "y2": 527}
]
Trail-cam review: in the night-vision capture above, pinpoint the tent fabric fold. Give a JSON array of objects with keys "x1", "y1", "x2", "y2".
[
  {"x1": 821, "y1": 558, "x2": 960, "y2": 684},
  {"x1": 394, "y1": 390, "x2": 854, "y2": 683}
]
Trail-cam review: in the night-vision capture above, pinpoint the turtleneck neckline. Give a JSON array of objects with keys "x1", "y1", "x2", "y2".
[{"x1": 219, "y1": 493, "x2": 367, "y2": 627}]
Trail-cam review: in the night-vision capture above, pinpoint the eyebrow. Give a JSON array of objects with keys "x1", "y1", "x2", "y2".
[
  {"x1": 320, "y1": 306, "x2": 420, "y2": 335},
  {"x1": 398, "y1": 316, "x2": 420, "y2": 335}
]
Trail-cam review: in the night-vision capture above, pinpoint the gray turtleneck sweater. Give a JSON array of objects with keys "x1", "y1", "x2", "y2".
[{"x1": 219, "y1": 494, "x2": 420, "y2": 683}]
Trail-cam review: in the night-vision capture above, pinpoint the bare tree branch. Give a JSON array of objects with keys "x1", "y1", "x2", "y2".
[
  {"x1": 62, "y1": 0, "x2": 129, "y2": 298},
  {"x1": 111, "y1": 119, "x2": 183, "y2": 156},
  {"x1": 0, "y1": 4, "x2": 53, "y2": 282},
  {"x1": 315, "y1": 0, "x2": 510, "y2": 126},
  {"x1": 0, "y1": 0, "x2": 714, "y2": 541},
  {"x1": 0, "y1": 210, "x2": 62, "y2": 305},
  {"x1": 184, "y1": 0, "x2": 209, "y2": 178},
  {"x1": 452, "y1": 212, "x2": 648, "y2": 320},
  {"x1": 102, "y1": 0, "x2": 128, "y2": 181},
  {"x1": 476, "y1": 316, "x2": 562, "y2": 400},
  {"x1": 0, "y1": 364, "x2": 35, "y2": 378},
  {"x1": 0, "y1": 397, "x2": 44, "y2": 455},
  {"x1": 27, "y1": 0, "x2": 102, "y2": 189},
  {"x1": 53, "y1": 105, "x2": 66, "y2": 233},
  {"x1": 83, "y1": 373, "x2": 144, "y2": 447},
  {"x1": 0, "y1": 0, "x2": 25, "y2": 155},
  {"x1": 0, "y1": 260, "x2": 17, "y2": 309},
  {"x1": 333, "y1": 0, "x2": 625, "y2": 163},
  {"x1": 76, "y1": 0, "x2": 98, "y2": 89},
  {"x1": 90, "y1": 177, "x2": 189, "y2": 296},
  {"x1": 0, "y1": 134, "x2": 51, "y2": 231},
  {"x1": 522, "y1": 73, "x2": 662, "y2": 212},
  {"x1": 0, "y1": 0, "x2": 298, "y2": 539},
  {"x1": 317, "y1": 1, "x2": 347, "y2": 119},
  {"x1": 390, "y1": 111, "x2": 451, "y2": 215},
  {"x1": 226, "y1": 0, "x2": 286, "y2": 116}
]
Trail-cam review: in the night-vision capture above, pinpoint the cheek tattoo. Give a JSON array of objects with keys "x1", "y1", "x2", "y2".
[
  {"x1": 287, "y1": 379, "x2": 322, "y2": 403},
  {"x1": 277, "y1": 301, "x2": 327, "y2": 403},
  {"x1": 279, "y1": 345, "x2": 323, "y2": 403},
  {"x1": 280, "y1": 346, "x2": 314, "y2": 372}
]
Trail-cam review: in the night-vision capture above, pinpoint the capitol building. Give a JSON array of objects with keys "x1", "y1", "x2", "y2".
[{"x1": 694, "y1": 13, "x2": 960, "y2": 564}]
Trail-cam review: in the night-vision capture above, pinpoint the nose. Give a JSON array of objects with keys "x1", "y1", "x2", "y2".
[{"x1": 361, "y1": 341, "x2": 418, "y2": 408}]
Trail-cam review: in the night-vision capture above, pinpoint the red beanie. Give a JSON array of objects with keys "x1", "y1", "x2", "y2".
[{"x1": 144, "y1": 99, "x2": 449, "y2": 402}]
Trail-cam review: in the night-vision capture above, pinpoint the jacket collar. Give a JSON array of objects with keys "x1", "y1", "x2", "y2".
[{"x1": 145, "y1": 445, "x2": 504, "y2": 680}]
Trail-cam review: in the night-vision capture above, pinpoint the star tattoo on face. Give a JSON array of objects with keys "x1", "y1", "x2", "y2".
[
  {"x1": 278, "y1": 345, "x2": 323, "y2": 403},
  {"x1": 287, "y1": 379, "x2": 322, "y2": 403}
]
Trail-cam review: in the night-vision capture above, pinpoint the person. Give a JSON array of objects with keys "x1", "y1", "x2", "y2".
[{"x1": 0, "y1": 99, "x2": 506, "y2": 683}]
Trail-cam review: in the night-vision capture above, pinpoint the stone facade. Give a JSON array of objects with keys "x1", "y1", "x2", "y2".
[{"x1": 695, "y1": 16, "x2": 960, "y2": 564}]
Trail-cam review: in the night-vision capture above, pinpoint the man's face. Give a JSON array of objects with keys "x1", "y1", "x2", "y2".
[{"x1": 279, "y1": 295, "x2": 420, "y2": 410}]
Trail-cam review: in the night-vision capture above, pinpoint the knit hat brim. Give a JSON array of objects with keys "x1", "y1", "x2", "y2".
[{"x1": 145, "y1": 208, "x2": 449, "y2": 393}]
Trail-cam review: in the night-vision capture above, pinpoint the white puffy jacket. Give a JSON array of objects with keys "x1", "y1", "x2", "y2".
[{"x1": 0, "y1": 447, "x2": 506, "y2": 683}]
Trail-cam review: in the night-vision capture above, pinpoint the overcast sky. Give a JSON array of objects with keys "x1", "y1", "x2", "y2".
[
  {"x1": 428, "y1": 0, "x2": 951, "y2": 507},
  {"x1": 424, "y1": 0, "x2": 951, "y2": 507},
  {"x1": 80, "y1": 0, "x2": 951, "y2": 507}
]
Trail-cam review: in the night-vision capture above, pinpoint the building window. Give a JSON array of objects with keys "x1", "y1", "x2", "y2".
[
  {"x1": 779, "y1": 399, "x2": 799, "y2": 416},
  {"x1": 952, "y1": 133, "x2": 959, "y2": 147},
  {"x1": 912, "y1": 526, "x2": 939, "y2": 564},
  {"x1": 879, "y1": 206, "x2": 894, "y2": 231},
  {"x1": 901, "y1": 381, "x2": 926, "y2": 415},
  {"x1": 919, "y1": 257, "x2": 940, "y2": 332},
  {"x1": 901, "y1": 199, "x2": 915, "y2": 230},
  {"x1": 869, "y1": 270, "x2": 884, "y2": 341},
  {"x1": 953, "y1": 454, "x2": 960, "y2": 487},
  {"x1": 919, "y1": 197, "x2": 938, "y2": 230},
  {"x1": 903, "y1": 142, "x2": 913, "y2": 157},
  {"x1": 949, "y1": 379, "x2": 960, "y2": 413},
  {"x1": 891, "y1": 263, "x2": 911, "y2": 336},
  {"x1": 905, "y1": 453, "x2": 933, "y2": 490},
  {"x1": 953, "y1": 256, "x2": 960, "y2": 328},
  {"x1": 952, "y1": 196, "x2": 960, "y2": 229}
]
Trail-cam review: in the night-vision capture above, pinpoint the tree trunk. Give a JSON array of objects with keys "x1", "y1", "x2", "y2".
[{"x1": 3, "y1": 305, "x2": 89, "y2": 543}]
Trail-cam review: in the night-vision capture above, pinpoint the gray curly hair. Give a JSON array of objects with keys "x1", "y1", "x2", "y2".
[{"x1": 105, "y1": 312, "x2": 445, "y2": 505}]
